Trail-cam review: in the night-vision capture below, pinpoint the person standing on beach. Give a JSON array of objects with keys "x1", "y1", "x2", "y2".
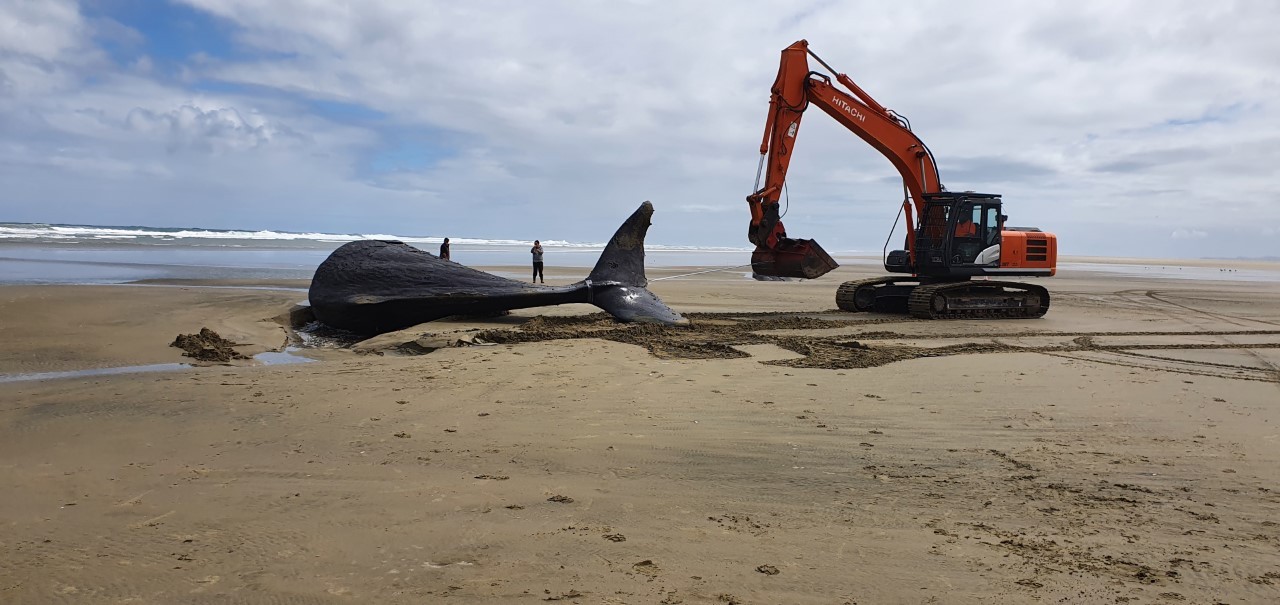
[
  {"x1": 439, "y1": 238, "x2": 451, "y2": 261},
  {"x1": 531, "y1": 240, "x2": 544, "y2": 283}
]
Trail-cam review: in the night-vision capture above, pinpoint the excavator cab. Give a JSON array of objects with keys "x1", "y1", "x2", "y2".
[{"x1": 887, "y1": 192, "x2": 1004, "y2": 276}]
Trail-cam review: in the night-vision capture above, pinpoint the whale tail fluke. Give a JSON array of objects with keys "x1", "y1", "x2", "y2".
[{"x1": 584, "y1": 201, "x2": 686, "y2": 325}]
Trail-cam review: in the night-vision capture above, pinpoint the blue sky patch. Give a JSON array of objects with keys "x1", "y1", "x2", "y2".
[
  {"x1": 1161, "y1": 102, "x2": 1245, "y2": 128},
  {"x1": 85, "y1": 0, "x2": 238, "y2": 67},
  {"x1": 363, "y1": 135, "x2": 455, "y2": 175}
]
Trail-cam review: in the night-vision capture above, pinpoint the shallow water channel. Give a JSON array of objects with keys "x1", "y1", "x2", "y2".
[{"x1": 0, "y1": 348, "x2": 315, "y2": 384}]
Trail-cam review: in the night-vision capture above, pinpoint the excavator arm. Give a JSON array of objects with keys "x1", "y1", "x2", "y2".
[{"x1": 747, "y1": 39, "x2": 944, "y2": 278}]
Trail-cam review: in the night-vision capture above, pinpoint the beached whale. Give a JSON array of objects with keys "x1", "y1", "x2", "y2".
[{"x1": 308, "y1": 201, "x2": 685, "y2": 335}]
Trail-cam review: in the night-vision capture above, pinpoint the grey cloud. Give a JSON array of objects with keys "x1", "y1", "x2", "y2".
[
  {"x1": 940, "y1": 157, "x2": 1057, "y2": 186},
  {"x1": 1022, "y1": 12, "x2": 1139, "y2": 63},
  {"x1": 124, "y1": 105, "x2": 304, "y2": 153},
  {"x1": 1091, "y1": 147, "x2": 1214, "y2": 173}
]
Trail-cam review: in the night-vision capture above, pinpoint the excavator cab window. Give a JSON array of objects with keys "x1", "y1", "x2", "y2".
[
  {"x1": 952, "y1": 202, "x2": 983, "y2": 264},
  {"x1": 951, "y1": 200, "x2": 1003, "y2": 266},
  {"x1": 984, "y1": 207, "x2": 1002, "y2": 247}
]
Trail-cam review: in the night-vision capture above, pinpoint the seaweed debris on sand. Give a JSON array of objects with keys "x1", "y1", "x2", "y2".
[{"x1": 171, "y1": 328, "x2": 247, "y2": 362}]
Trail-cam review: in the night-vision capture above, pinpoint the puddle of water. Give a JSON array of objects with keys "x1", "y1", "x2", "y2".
[
  {"x1": 253, "y1": 347, "x2": 316, "y2": 365},
  {"x1": 0, "y1": 363, "x2": 189, "y2": 384},
  {"x1": 0, "y1": 348, "x2": 316, "y2": 384},
  {"x1": 298, "y1": 322, "x2": 362, "y2": 348}
]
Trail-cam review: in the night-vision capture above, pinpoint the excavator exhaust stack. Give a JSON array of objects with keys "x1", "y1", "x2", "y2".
[{"x1": 751, "y1": 238, "x2": 839, "y2": 279}]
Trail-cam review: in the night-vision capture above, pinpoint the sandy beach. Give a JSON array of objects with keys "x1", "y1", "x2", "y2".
[{"x1": 3, "y1": 261, "x2": 1280, "y2": 604}]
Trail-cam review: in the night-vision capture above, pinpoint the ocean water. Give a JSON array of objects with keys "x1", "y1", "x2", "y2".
[
  {"x1": 3, "y1": 222, "x2": 1277, "y2": 285},
  {"x1": 0, "y1": 222, "x2": 784, "y2": 285}
]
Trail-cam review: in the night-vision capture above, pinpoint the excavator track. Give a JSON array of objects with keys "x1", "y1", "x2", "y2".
[
  {"x1": 837, "y1": 277, "x2": 1050, "y2": 319},
  {"x1": 907, "y1": 280, "x2": 1050, "y2": 319},
  {"x1": 836, "y1": 277, "x2": 897, "y2": 312}
]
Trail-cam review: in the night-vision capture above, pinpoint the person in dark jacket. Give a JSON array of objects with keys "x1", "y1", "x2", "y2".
[
  {"x1": 531, "y1": 240, "x2": 544, "y2": 283},
  {"x1": 439, "y1": 238, "x2": 451, "y2": 261}
]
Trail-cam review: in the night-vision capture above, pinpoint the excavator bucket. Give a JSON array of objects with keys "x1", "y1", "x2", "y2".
[{"x1": 751, "y1": 238, "x2": 839, "y2": 279}]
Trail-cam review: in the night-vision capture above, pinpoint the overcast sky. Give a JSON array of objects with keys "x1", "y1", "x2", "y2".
[{"x1": 2, "y1": 0, "x2": 1278, "y2": 258}]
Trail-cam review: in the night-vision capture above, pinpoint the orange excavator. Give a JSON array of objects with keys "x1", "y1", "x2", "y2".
[{"x1": 746, "y1": 40, "x2": 1057, "y2": 319}]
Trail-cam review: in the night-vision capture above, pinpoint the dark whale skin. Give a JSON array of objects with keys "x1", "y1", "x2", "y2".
[{"x1": 309, "y1": 202, "x2": 684, "y2": 335}]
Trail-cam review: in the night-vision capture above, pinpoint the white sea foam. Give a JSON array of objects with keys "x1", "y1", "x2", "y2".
[{"x1": 0, "y1": 222, "x2": 760, "y2": 252}]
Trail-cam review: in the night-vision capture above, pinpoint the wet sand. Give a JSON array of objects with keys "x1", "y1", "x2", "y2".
[{"x1": 2, "y1": 262, "x2": 1279, "y2": 604}]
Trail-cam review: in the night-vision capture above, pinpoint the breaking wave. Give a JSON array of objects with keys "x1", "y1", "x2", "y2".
[{"x1": 0, "y1": 222, "x2": 752, "y2": 252}]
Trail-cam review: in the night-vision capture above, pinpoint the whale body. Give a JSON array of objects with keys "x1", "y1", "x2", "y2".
[{"x1": 308, "y1": 201, "x2": 685, "y2": 335}]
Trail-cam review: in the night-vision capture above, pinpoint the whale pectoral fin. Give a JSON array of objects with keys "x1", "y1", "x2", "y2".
[{"x1": 590, "y1": 284, "x2": 686, "y2": 325}]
